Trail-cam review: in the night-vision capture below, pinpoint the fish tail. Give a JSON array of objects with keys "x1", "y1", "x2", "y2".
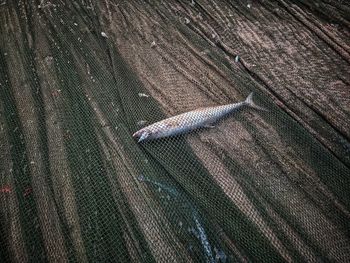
[{"x1": 245, "y1": 92, "x2": 268, "y2": 111}]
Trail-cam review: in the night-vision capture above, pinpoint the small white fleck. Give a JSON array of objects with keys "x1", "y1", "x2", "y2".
[
  {"x1": 138, "y1": 93, "x2": 149, "y2": 98},
  {"x1": 101, "y1": 32, "x2": 108, "y2": 38},
  {"x1": 138, "y1": 175, "x2": 145, "y2": 181},
  {"x1": 235, "y1": 55, "x2": 239, "y2": 63},
  {"x1": 45, "y1": 56, "x2": 53, "y2": 64},
  {"x1": 184, "y1": 17, "x2": 190, "y2": 24},
  {"x1": 74, "y1": 23, "x2": 78, "y2": 26},
  {"x1": 151, "y1": 41, "x2": 156, "y2": 48},
  {"x1": 30, "y1": 161, "x2": 35, "y2": 165},
  {"x1": 137, "y1": 120, "x2": 148, "y2": 126},
  {"x1": 247, "y1": 4, "x2": 251, "y2": 8}
]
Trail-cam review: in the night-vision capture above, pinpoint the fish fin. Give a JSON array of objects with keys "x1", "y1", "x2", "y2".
[{"x1": 245, "y1": 92, "x2": 268, "y2": 111}]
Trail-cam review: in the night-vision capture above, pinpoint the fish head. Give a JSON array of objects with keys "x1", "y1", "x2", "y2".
[
  {"x1": 133, "y1": 122, "x2": 170, "y2": 143},
  {"x1": 133, "y1": 128, "x2": 153, "y2": 143}
]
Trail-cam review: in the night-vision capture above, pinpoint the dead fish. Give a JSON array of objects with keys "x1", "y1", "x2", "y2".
[{"x1": 133, "y1": 92, "x2": 267, "y2": 143}]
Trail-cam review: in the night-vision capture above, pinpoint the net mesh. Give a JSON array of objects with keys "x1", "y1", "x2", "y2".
[{"x1": 1, "y1": 0, "x2": 350, "y2": 262}]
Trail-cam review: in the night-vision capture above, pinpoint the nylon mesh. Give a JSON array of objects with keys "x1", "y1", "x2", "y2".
[{"x1": 1, "y1": 0, "x2": 350, "y2": 262}]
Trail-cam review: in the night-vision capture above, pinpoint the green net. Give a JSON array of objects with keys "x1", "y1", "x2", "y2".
[{"x1": 1, "y1": 0, "x2": 350, "y2": 262}]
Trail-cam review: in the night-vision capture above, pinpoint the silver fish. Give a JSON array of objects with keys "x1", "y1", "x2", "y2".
[{"x1": 133, "y1": 92, "x2": 266, "y2": 142}]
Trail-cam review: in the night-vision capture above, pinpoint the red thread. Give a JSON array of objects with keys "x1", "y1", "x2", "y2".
[
  {"x1": 0, "y1": 186, "x2": 12, "y2": 193},
  {"x1": 23, "y1": 187, "x2": 32, "y2": 197}
]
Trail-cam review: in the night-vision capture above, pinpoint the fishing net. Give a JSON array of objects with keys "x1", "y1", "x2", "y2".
[{"x1": 1, "y1": 0, "x2": 350, "y2": 262}]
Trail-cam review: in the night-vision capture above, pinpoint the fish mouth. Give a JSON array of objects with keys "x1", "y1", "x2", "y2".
[{"x1": 133, "y1": 129, "x2": 150, "y2": 143}]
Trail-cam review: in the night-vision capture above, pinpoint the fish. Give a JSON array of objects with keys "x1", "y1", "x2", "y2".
[{"x1": 133, "y1": 92, "x2": 267, "y2": 142}]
